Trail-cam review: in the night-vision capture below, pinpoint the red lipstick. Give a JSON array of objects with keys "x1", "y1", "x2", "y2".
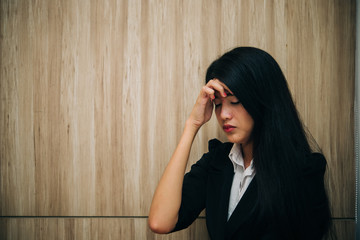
[{"x1": 223, "y1": 124, "x2": 235, "y2": 133}]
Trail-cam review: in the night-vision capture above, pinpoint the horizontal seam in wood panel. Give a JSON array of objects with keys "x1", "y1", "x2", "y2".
[
  {"x1": 0, "y1": 216, "x2": 205, "y2": 219},
  {"x1": 0, "y1": 216, "x2": 353, "y2": 220}
]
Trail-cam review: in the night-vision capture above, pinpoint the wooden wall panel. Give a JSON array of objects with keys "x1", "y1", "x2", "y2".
[
  {"x1": 332, "y1": 219, "x2": 356, "y2": 240},
  {"x1": 0, "y1": 218, "x2": 355, "y2": 240},
  {"x1": 0, "y1": 0, "x2": 356, "y2": 239},
  {"x1": 0, "y1": 218, "x2": 209, "y2": 240},
  {"x1": 285, "y1": 0, "x2": 356, "y2": 218}
]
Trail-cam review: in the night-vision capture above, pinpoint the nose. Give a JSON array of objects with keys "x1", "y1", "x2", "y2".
[{"x1": 219, "y1": 103, "x2": 232, "y2": 120}]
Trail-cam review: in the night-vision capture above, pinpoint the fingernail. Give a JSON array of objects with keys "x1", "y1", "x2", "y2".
[{"x1": 223, "y1": 92, "x2": 227, "y2": 97}]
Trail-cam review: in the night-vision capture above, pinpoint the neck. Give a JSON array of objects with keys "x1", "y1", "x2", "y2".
[{"x1": 241, "y1": 142, "x2": 253, "y2": 169}]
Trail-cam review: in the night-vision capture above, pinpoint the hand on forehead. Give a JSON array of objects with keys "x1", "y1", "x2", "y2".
[{"x1": 210, "y1": 79, "x2": 233, "y2": 98}]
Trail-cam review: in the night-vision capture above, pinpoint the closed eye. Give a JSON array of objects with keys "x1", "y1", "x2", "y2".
[
  {"x1": 231, "y1": 101, "x2": 241, "y2": 105},
  {"x1": 213, "y1": 98, "x2": 222, "y2": 107}
]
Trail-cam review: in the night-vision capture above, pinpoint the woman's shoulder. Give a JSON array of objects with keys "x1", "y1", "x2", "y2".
[
  {"x1": 186, "y1": 139, "x2": 232, "y2": 176},
  {"x1": 201, "y1": 139, "x2": 233, "y2": 170},
  {"x1": 300, "y1": 152, "x2": 331, "y2": 233},
  {"x1": 208, "y1": 138, "x2": 233, "y2": 152},
  {"x1": 208, "y1": 138, "x2": 233, "y2": 151},
  {"x1": 302, "y1": 152, "x2": 327, "y2": 176}
]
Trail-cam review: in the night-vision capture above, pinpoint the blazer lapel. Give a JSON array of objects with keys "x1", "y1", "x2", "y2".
[
  {"x1": 225, "y1": 177, "x2": 258, "y2": 239},
  {"x1": 218, "y1": 165, "x2": 235, "y2": 229},
  {"x1": 206, "y1": 144, "x2": 234, "y2": 239}
]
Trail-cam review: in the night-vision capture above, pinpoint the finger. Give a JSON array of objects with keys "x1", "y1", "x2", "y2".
[
  {"x1": 207, "y1": 79, "x2": 231, "y2": 97},
  {"x1": 206, "y1": 79, "x2": 224, "y2": 97},
  {"x1": 213, "y1": 79, "x2": 234, "y2": 96},
  {"x1": 202, "y1": 86, "x2": 216, "y2": 100}
]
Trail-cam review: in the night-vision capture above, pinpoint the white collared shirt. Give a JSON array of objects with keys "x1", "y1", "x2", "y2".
[{"x1": 227, "y1": 143, "x2": 256, "y2": 220}]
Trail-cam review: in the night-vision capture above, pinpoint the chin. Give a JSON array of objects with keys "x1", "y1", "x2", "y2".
[
  {"x1": 226, "y1": 136, "x2": 241, "y2": 143},
  {"x1": 226, "y1": 134, "x2": 249, "y2": 145}
]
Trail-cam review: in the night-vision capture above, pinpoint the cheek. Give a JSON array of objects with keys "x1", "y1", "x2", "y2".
[
  {"x1": 215, "y1": 109, "x2": 221, "y2": 123},
  {"x1": 238, "y1": 110, "x2": 254, "y2": 131},
  {"x1": 245, "y1": 116, "x2": 255, "y2": 131}
]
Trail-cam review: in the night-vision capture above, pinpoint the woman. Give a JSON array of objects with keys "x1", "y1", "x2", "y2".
[{"x1": 148, "y1": 47, "x2": 332, "y2": 239}]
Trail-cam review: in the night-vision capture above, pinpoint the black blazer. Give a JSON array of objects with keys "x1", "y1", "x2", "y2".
[{"x1": 172, "y1": 139, "x2": 330, "y2": 240}]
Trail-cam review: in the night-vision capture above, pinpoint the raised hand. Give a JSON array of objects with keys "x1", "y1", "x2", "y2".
[
  {"x1": 187, "y1": 79, "x2": 231, "y2": 129},
  {"x1": 149, "y1": 78, "x2": 232, "y2": 234}
]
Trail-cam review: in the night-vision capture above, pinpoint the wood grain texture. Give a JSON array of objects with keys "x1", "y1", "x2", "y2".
[
  {"x1": 285, "y1": 0, "x2": 356, "y2": 218},
  {"x1": 0, "y1": 218, "x2": 209, "y2": 240},
  {"x1": 0, "y1": 218, "x2": 355, "y2": 240},
  {"x1": 0, "y1": 0, "x2": 356, "y2": 238},
  {"x1": 332, "y1": 219, "x2": 356, "y2": 240}
]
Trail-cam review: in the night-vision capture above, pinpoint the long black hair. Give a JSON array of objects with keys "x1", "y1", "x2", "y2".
[{"x1": 205, "y1": 47, "x2": 333, "y2": 239}]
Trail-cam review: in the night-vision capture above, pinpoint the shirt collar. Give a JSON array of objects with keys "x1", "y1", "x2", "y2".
[{"x1": 228, "y1": 143, "x2": 254, "y2": 171}]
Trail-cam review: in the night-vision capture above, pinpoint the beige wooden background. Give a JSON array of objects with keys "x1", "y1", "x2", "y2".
[{"x1": 0, "y1": 0, "x2": 356, "y2": 239}]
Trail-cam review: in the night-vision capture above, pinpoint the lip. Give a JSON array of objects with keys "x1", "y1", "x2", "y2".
[{"x1": 223, "y1": 124, "x2": 235, "y2": 133}]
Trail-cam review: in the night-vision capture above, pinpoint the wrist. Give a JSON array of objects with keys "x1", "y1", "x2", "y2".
[{"x1": 184, "y1": 119, "x2": 201, "y2": 135}]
